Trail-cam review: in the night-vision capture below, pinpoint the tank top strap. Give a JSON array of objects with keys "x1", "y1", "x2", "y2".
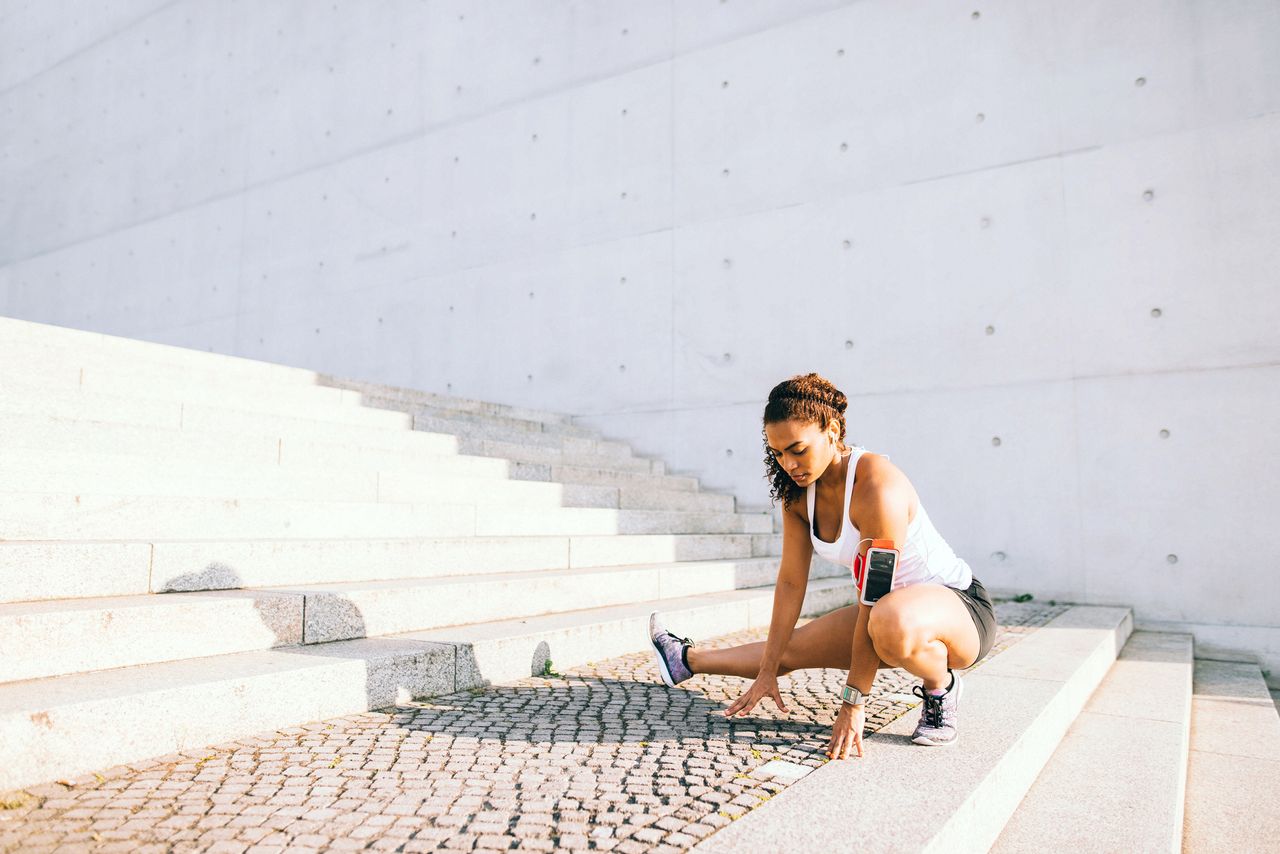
[
  {"x1": 844, "y1": 447, "x2": 864, "y2": 510},
  {"x1": 807, "y1": 447, "x2": 866, "y2": 545}
]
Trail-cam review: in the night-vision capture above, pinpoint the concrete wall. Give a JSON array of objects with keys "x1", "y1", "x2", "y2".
[{"x1": 2, "y1": 1, "x2": 1278, "y2": 677}]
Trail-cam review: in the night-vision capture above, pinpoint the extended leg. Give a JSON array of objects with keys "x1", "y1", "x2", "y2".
[{"x1": 685, "y1": 604, "x2": 888, "y2": 679}]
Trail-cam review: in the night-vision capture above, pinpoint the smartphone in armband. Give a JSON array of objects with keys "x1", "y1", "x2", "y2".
[{"x1": 859, "y1": 539, "x2": 899, "y2": 606}]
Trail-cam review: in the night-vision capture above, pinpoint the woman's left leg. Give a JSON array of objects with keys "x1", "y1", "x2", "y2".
[{"x1": 867, "y1": 583, "x2": 982, "y2": 691}]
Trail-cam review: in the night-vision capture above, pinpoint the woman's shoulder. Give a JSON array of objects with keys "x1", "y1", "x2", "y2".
[{"x1": 852, "y1": 452, "x2": 919, "y2": 519}]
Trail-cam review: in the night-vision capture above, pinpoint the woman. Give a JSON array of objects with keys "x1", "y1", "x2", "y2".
[{"x1": 647, "y1": 373, "x2": 996, "y2": 760}]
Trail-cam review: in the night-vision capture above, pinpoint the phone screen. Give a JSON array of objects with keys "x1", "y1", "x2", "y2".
[{"x1": 863, "y1": 550, "x2": 896, "y2": 602}]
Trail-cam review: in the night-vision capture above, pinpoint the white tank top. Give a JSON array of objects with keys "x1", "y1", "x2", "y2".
[{"x1": 806, "y1": 447, "x2": 973, "y2": 591}]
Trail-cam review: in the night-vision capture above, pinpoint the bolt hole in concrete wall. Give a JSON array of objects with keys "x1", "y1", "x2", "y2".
[{"x1": 0, "y1": 2, "x2": 1278, "y2": 681}]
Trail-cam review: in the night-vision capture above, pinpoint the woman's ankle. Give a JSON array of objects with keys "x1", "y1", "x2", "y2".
[{"x1": 684, "y1": 646, "x2": 701, "y2": 673}]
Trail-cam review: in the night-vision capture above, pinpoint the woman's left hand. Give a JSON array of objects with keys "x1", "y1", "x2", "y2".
[{"x1": 825, "y1": 702, "x2": 865, "y2": 760}]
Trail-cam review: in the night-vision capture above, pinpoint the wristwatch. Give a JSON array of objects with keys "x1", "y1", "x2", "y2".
[{"x1": 837, "y1": 684, "x2": 866, "y2": 707}]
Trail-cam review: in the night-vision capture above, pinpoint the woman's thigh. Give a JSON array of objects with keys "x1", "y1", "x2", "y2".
[
  {"x1": 867, "y1": 583, "x2": 982, "y2": 670},
  {"x1": 777, "y1": 604, "x2": 890, "y2": 674}
]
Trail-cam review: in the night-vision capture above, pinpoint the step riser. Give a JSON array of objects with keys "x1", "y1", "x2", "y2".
[
  {"x1": 446, "y1": 582, "x2": 854, "y2": 689},
  {"x1": 0, "y1": 384, "x2": 409, "y2": 434},
  {"x1": 0, "y1": 415, "x2": 460, "y2": 466},
  {"x1": 0, "y1": 464, "x2": 385, "y2": 503},
  {"x1": 148, "y1": 535, "x2": 771, "y2": 592},
  {"x1": 3, "y1": 496, "x2": 478, "y2": 541},
  {"x1": 0, "y1": 337, "x2": 319, "y2": 386},
  {"x1": 474, "y1": 511, "x2": 771, "y2": 537},
  {"x1": 459, "y1": 438, "x2": 652, "y2": 472},
  {"x1": 1, "y1": 494, "x2": 767, "y2": 540},
  {"x1": 0, "y1": 462, "x2": 723, "y2": 512},
  {"x1": 406, "y1": 412, "x2": 598, "y2": 441},
  {"x1": 0, "y1": 592, "x2": 304, "y2": 683},
  {"x1": 0, "y1": 542, "x2": 153, "y2": 604},
  {"x1": 526, "y1": 462, "x2": 698, "y2": 492},
  {"x1": 0, "y1": 534, "x2": 780, "y2": 604},
  {"x1": 324, "y1": 377, "x2": 574, "y2": 426},
  {"x1": 615, "y1": 487, "x2": 733, "y2": 513},
  {"x1": 0, "y1": 447, "x2": 514, "y2": 486},
  {"x1": 4, "y1": 364, "x2": 356, "y2": 410}
]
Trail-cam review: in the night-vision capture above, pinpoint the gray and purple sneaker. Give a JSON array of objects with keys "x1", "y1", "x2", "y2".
[
  {"x1": 648, "y1": 612, "x2": 694, "y2": 687},
  {"x1": 911, "y1": 668, "x2": 963, "y2": 746}
]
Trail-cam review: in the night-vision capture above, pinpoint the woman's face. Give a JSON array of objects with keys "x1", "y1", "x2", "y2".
[{"x1": 765, "y1": 419, "x2": 838, "y2": 486}]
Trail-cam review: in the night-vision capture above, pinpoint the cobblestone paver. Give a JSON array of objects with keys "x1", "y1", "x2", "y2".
[{"x1": 1, "y1": 599, "x2": 1067, "y2": 852}]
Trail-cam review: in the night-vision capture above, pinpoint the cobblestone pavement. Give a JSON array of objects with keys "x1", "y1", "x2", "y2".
[{"x1": 1, "y1": 599, "x2": 1068, "y2": 853}]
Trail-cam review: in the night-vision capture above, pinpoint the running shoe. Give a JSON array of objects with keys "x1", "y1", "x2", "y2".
[
  {"x1": 910, "y1": 668, "x2": 962, "y2": 746},
  {"x1": 647, "y1": 611, "x2": 694, "y2": 687}
]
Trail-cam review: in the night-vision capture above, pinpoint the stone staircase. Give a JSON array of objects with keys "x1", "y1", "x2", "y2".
[
  {"x1": 0, "y1": 315, "x2": 853, "y2": 794},
  {"x1": 4, "y1": 315, "x2": 1278, "y2": 851}
]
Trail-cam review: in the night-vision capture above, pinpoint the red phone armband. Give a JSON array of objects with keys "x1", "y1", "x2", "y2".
[{"x1": 854, "y1": 540, "x2": 897, "y2": 592}]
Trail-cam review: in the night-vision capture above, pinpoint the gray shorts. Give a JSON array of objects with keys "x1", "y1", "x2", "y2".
[{"x1": 951, "y1": 575, "x2": 997, "y2": 666}]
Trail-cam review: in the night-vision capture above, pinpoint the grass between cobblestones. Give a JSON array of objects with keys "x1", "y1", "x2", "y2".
[{"x1": 0, "y1": 599, "x2": 1067, "y2": 853}]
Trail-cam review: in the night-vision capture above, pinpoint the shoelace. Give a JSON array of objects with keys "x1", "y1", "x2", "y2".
[
  {"x1": 664, "y1": 630, "x2": 694, "y2": 648},
  {"x1": 913, "y1": 685, "x2": 946, "y2": 728}
]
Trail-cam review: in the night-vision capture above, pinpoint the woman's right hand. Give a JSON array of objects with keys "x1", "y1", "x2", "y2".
[{"x1": 723, "y1": 671, "x2": 789, "y2": 717}]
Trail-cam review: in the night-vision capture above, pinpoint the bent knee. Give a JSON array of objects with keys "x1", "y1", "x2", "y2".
[{"x1": 868, "y1": 606, "x2": 929, "y2": 655}]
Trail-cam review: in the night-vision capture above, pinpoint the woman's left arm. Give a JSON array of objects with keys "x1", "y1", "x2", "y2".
[{"x1": 826, "y1": 480, "x2": 912, "y2": 760}]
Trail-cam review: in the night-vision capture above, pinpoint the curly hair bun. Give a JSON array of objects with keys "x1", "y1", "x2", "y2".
[
  {"x1": 768, "y1": 372, "x2": 847, "y2": 413},
  {"x1": 761, "y1": 372, "x2": 852, "y2": 512}
]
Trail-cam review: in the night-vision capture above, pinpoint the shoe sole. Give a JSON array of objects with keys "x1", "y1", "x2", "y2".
[
  {"x1": 911, "y1": 672, "x2": 963, "y2": 746},
  {"x1": 647, "y1": 611, "x2": 676, "y2": 688}
]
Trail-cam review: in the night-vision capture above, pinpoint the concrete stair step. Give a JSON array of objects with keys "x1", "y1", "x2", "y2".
[
  {"x1": 991, "y1": 631, "x2": 1194, "y2": 853},
  {"x1": 5, "y1": 354, "x2": 359, "y2": 409},
  {"x1": 406, "y1": 410, "x2": 599, "y2": 441},
  {"x1": 456, "y1": 437, "x2": 654, "y2": 472},
  {"x1": 0, "y1": 454, "x2": 732, "y2": 511},
  {"x1": 0, "y1": 532, "x2": 786, "y2": 604},
  {"x1": 0, "y1": 558, "x2": 849, "y2": 683},
  {"x1": 452, "y1": 429, "x2": 635, "y2": 460},
  {"x1": 1, "y1": 411, "x2": 679, "y2": 484},
  {"x1": 0, "y1": 443, "x2": 700, "y2": 499},
  {"x1": 0, "y1": 383, "x2": 412, "y2": 434},
  {"x1": 1181, "y1": 659, "x2": 1280, "y2": 851},
  {"x1": 0, "y1": 492, "x2": 771, "y2": 541},
  {"x1": 530, "y1": 462, "x2": 697, "y2": 491},
  {"x1": 0, "y1": 444, "x2": 511, "y2": 488},
  {"x1": 615, "y1": 484, "x2": 734, "y2": 513},
  {"x1": 0, "y1": 410, "x2": 459, "y2": 465},
  {"x1": 0, "y1": 576, "x2": 850, "y2": 793},
  {"x1": 0, "y1": 390, "x2": 644, "y2": 464},
  {"x1": 0, "y1": 317, "x2": 318, "y2": 385},
  {"x1": 319, "y1": 375, "x2": 577, "y2": 427},
  {"x1": 692, "y1": 605, "x2": 1134, "y2": 854}
]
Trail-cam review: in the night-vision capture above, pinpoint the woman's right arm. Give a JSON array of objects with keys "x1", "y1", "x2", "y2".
[{"x1": 724, "y1": 505, "x2": 813, "y2": 716}]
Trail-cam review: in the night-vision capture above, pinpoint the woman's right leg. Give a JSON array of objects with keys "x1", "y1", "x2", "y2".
[{"x1": 685, "y1": 604, "x2": 886, "y2": 678}]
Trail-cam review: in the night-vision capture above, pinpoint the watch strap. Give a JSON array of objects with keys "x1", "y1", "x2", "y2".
[{"x1": 837, "y1": 684, "x2": 866, "y2": 706}]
